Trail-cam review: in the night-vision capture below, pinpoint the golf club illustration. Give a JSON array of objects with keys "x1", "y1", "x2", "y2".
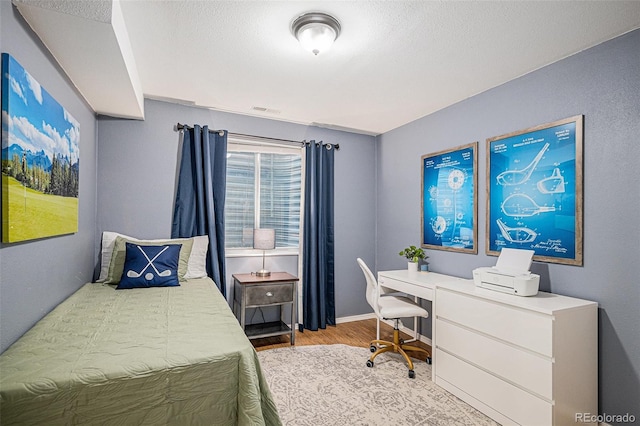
[
  {"x1": 447, "y1": 169, "x2": 465, "y2": 241},
  {"x1": 537, "y1": 167, "x2": 565, "y2": 194},
  {"x1": 497, "y1": 142, "x2": 550, "y2": 186},
  {"x1": 431, "y1": 216, "x2": 447, "y2": 234},
  {"x1": 496, "y1": 218, "x2": 537, "y2": 243},
  {"x1": 126, "y1": 245, "x2": 173, "y2": 279},
  {"x1": 501, "y1": 193, "x2": 556, "y2": 217}
]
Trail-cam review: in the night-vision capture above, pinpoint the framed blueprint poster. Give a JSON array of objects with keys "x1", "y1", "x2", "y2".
[
  {"x1": 486, "y1": 115, "x2": 583, "y2": 265},
  {"x1": 421, "y1": 142, "x2": 477, "y2": 254}
]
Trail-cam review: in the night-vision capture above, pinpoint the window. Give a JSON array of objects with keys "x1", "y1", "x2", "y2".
[{"x1": 225, "y1": 139, "x2": 302, "y2": 252}]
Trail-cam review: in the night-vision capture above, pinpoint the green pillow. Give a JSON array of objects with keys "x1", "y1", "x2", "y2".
[{"x1": 105, "y1": 236, "x2": 194, "y2": 284}]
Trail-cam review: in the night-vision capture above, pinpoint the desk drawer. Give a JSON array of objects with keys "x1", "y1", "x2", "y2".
[
  {"x1": 245, "y1": 283, "x2": 293, "y2": 306},
  {"x1": 378, "y1": 276, "x2": 433, "y2": 300},
  {"x1": 436, "y1": 319, "x2": 552, "y2": 399},
  {"x1": 436, "y1": 288, "x2": 553, "y2": 356}
]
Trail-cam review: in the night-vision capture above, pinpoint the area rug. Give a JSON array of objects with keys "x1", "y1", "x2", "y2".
[{"x1": 257, "y1": 344, "x2": 499, "y2": 426}]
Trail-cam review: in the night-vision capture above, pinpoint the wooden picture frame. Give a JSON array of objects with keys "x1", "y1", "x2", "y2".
[
  {"x1": 486, "y1": 115, "x2": 583, "y2": 265},
  {"x1": 421, "y1": 142, "x2": 478, "y2": 254}
]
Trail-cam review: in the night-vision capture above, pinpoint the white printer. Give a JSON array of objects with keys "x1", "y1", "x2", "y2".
[{"x1": 473, "y1": 248, "x2": 540, "y2": 296}]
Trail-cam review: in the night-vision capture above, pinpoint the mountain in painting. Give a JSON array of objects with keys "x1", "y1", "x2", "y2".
[{"x1": 2, "y1": 143, "x2": 54, "y2": 171}]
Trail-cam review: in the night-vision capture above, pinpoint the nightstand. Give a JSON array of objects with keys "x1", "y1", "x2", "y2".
[{"x1": 232, "y1": 272, "x2": 298, "y2": 345}]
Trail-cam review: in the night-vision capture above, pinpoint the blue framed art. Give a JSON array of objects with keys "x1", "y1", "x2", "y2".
[
  {"x1": 421, "y1": 142, "x2": 478, "y2": 254},
  {"x1": 486, "y1": 115, "x2": 583, "y2": 265},
  {"x1": 1, "y1": 53, "x2": 80, "y2": 243}
]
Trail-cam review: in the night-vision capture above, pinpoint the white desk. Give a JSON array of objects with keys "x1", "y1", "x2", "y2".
[{"x1": 376, "y1": 269, "x2": 464, "y2": 342}]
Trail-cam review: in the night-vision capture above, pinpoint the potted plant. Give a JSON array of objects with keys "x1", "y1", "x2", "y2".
[{"x1": 399, "y1": 245, "x2": 428, "y2": 271}]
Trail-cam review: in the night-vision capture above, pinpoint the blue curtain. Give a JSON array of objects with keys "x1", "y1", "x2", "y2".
[
  {"x1": 172, "y1": 125, "x2": 228, "y2": 297},
  {"x1": 302, "y1": 141, "x2": 336, "y2": 330}
]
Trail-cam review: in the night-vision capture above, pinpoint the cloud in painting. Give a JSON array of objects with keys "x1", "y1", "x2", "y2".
[
  {"x1": 64, "y1": 109, "x2": 79, "y2": 128},
  {"x1": 65, "y1": 126, "x2": 80, "y2": 164},
  {"x1": 6, "y1": 115, "x2": 77, "y2": 163},
  {"x1": 62, "y1": 110, "x2": 80, "y2": 164},
  {"x1": 25, "y1": 71, "x2": 43, "y2": 104},
  {"x1": 3, "y1": 112, "x2": 40, "y2": 154},
  {"x1": 41, "y1": 120, "x2": 77, "y2": 163},
  {"x1": 8, "y1": 73, "x2": 27, "y2": 105}
]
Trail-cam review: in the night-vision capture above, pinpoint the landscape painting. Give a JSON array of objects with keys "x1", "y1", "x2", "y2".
[{"x1": 2, "y1": 53, "x2": 80, "y2": 243}]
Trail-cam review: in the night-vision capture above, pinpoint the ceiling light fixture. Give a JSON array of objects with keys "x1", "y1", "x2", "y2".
[{"x1": 291, "y1": 12, "x2": 341, "y2": 56}]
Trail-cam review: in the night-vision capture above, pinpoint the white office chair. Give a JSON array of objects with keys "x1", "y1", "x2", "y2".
[{"x1": 357, "y1": 258, "x2": 431, "y2": 378}]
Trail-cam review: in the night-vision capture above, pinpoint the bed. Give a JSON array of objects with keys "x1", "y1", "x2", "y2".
[{"x1": 0, "y1": 234, "x2": 281, "y2": 425}]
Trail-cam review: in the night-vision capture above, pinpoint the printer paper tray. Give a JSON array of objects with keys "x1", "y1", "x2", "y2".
[{"x1": 478, "y1": 281, "x2": 514, "y2": 294}]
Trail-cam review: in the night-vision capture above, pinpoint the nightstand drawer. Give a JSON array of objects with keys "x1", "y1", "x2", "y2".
[{"x1": 245, "y1": 283, "x2": 293, "y2": 305}]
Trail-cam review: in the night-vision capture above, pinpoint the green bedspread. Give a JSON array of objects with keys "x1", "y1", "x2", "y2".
[{"x1": 0, "y1": 278, "x2": 281, "y2": 425}]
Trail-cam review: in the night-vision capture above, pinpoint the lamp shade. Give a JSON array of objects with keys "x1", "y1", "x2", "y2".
[{"x1": 253, "y1": 228, "x2": 275, "y2": 250}]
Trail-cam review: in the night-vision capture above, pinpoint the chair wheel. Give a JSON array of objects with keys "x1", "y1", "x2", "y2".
[
  {"x1": 369, "y1": 345, "x2": 377, "y2": 353},
  {"x1": 366, "y1": 359, "x2": 374, "y2": 368},
  {"x1": 426, "y1": 357, "x2": 432, "y2": 365},
  {"x1": 408, "y1": 369, "x2": 415, "y2": 379}
]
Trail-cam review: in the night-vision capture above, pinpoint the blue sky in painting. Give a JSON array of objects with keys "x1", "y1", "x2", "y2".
[{"x1": 2, "y1": 53, "x2": 79, "y2": 165}]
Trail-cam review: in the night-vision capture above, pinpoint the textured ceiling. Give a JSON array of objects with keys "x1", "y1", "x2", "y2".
[{"x1": 14, "y1": 0, "x2": 640, "y2": 135}]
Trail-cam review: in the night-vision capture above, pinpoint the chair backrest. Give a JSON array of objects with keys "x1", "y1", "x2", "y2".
[{"x1": 357, "y1": 258, "x2": 381, "y2": 318}]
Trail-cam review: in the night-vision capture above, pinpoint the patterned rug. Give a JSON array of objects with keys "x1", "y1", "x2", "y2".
[{"x1": 257, "y1": 344, "x2": 499, "y2": 426}]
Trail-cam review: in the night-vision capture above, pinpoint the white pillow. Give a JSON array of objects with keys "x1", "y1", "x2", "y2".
[
  {"x1": 96, "y1": 231, "x2": 139, "y2": 282},
  {"x1": 184, "y1": 235, "x2": 209, "y2": 279}
]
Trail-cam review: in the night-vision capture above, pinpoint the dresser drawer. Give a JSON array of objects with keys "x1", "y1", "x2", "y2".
[
  {"x1": 245, "y1": 283, "x2": 293, "y2": 306},
  {"x1": 436, "y1": 288, "x2": 553, "y2": 356},
  {"x1": 436, "y1": 318, "x2": 553, "y2": 399},
  {"x1": 435, "y1": 349, "x2": 552, "y2": 426}
]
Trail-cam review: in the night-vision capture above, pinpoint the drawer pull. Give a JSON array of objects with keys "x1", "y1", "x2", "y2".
[{"x1": 266, "y1": 292, "x2": 273, "y2": 297}]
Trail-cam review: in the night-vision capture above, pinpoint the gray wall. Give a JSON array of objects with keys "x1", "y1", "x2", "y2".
[
  {"x1": 0, "y1": 2, "x2": 97, "y2": 352},
  {"x1": 97, "y1": 99, "x2": 376, "y2": 317},
  {"x1": 376, "y1": 29, "x2": 640, "y2": 419},
  {"x1": 3, "y1": 0, "x2": 636, "y2": 417}
]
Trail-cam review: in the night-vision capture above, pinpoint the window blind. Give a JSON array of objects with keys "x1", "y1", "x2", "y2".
[{"x1": 225, "y1": 144, "x2": 302, "y2": 250}]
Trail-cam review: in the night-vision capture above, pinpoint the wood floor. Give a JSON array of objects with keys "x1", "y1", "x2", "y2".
[{"x1": 251, "y1": 318, "x2": 432, "y2": 363}]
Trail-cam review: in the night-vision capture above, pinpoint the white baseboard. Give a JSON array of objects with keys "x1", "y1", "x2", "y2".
[
  {"x1": 336, "y1": 314, "x2": 433, "y2": 347},
  {"x1": 336, "y1": 313, "x2": 376, "y2": 323}
]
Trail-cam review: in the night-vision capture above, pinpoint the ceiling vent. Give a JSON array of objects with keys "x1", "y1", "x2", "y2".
[{"x1": 252, "y1": 106, "x2": 281, "y2": 115}]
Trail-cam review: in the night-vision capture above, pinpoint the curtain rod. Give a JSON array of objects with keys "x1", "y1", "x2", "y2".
[{"x1": 175, "y1": 123, "x2": 340, "y2": 150}]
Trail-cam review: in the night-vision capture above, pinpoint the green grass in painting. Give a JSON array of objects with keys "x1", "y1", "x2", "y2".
[{"x1": 2, "y1": 174, "x2": 78, "y2": 242}]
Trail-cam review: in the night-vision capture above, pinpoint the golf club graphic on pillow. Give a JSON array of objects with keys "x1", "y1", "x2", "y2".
[{"x1": 127, "y1": 245, "x2": 173, "y2": 281}]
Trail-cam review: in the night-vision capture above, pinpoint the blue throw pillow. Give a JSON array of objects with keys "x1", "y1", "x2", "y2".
[{"x1": 116, "y1": 243, "x2": 182, "y2": 289}]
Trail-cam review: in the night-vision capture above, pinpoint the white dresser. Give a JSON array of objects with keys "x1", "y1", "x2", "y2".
[{"x1": 433, "y1": 280, "x2": 598, "y2": 426}]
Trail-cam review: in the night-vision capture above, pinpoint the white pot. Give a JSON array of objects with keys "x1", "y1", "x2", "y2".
[{"x1": 408, "y1": 261, "x2": 418, "y2": 271}]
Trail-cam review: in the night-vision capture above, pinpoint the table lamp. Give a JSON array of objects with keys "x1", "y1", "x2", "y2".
[{"x1": 253, "y1": 228, "x2": 275, "y2": 277}]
